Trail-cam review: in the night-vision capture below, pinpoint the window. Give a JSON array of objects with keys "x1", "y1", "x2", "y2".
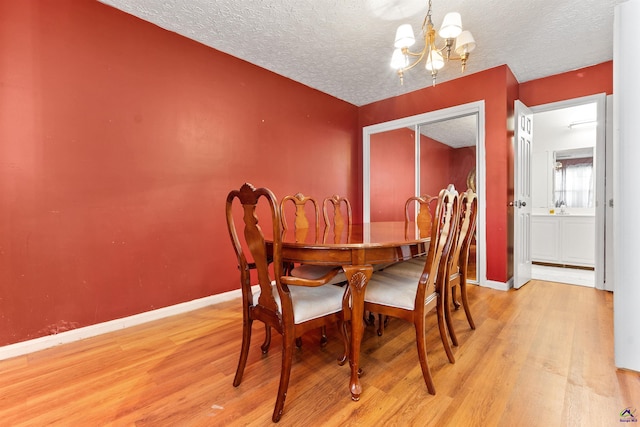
[{"x1": 554, "y1": 156, "x2": 594, "y2": 208}]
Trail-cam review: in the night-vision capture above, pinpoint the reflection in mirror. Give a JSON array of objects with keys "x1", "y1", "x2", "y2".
[
  {"x1": 369, "y1": 116, "x2": 477, "y2": 222},
  {"x1": 553, "y1": 147, "x2": 594, "y2": 208},
  {"x1": 368, "y1": 113, "x2": 478, "y2": 282},
  {"x1": 419, "y1": 115, "x2": 477, "y2": 199},
  {"x1": 363, "y1": 101, "x2": 485, "y2": 286},
  {"x1": 419, "y1": 116, "x2": 477, "y2": 283},
  {"x1": 370, "y1": 128, "x2": 414, "y2": 221}
]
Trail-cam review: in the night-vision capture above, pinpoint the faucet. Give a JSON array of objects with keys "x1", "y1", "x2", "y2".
[{"x1": 560, "y1": 201, "x2": 566, "y2": 215}]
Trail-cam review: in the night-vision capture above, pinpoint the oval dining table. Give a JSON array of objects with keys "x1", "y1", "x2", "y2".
[{"x1": 280, "y1": 221, "x2": 430, "y2": 401}]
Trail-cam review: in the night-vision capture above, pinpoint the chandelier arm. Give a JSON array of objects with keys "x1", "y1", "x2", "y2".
[
  {"x1": 398, "y1": 47, "x2": 429, "y2": 73},
  {"x1": 403, "y1": 49, "x2": 427, "y2": 58},
  {"x1": 432, "y1": 42, "x2": 467, "y2": 62}
]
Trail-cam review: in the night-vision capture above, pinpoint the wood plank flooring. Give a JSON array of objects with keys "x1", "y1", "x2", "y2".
[{"x1": 1, "y1": 280, "x2": 638, "y2": 426}]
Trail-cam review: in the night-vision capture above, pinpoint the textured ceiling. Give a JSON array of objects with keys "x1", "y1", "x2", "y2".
[
  {"x1": 421, "y1": 115, "x2": 477, "y2": 148},
  {"x1": 97, "y1": 0, "x2": 623, "y2": 107}
]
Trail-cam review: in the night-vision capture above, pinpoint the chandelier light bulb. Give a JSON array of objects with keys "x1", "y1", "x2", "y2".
[
  {"x1": 438, "y1": 12, "x2": 462, "y2": 39},
  {"x1": 425, "y1": 50, "x2": 445, "y2": 71},
  {"x1": 390, "y1": 48, "x2": 408, "y2": 69},
  {"x1": 394, "y1": 24, "x2": 416, "y2": 49},
  {"x1": 455, "y1": 30, "x2": 476, "y2": 55}
]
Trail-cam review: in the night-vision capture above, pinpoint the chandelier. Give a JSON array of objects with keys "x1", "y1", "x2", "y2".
[{"x1": 390, "y1": 0, "x2": 476, "y2": 86}]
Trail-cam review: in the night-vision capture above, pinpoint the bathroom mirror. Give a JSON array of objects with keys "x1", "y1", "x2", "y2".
[{"x1": 553, "y1": 147, "x2": 594, "y2": 208}]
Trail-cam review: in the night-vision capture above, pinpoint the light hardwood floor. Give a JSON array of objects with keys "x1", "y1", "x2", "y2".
[{"x1": 1, "y1": 280, "x2": 638, "y2": 426}]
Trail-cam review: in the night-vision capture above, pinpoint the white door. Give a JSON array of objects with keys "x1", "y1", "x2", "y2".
[{"x1": 514, "y1": 100, "x2": 533, "y2": 289}]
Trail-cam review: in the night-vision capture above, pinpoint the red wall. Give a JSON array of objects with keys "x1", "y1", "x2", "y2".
[
  {"x1": 519, "y1": 62, "x2": 613, "y2": 106},
  {"x1": 0, "y1": 1, "x2": 358, "y2": 345}
]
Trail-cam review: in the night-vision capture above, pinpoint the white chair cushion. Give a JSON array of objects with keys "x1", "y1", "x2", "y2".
[
  {"x1": 364, "y1": 258, "x2": 427, "y2": 311},
  {"x1": 383, "y1": 257, "x2": 427, "y2": 277},
  {"x1": 365, "y1": 271, "x2": 418, "y2": 311},
  {"x1": 254, "y1": 282, "x2": 345, "y2": 324}
]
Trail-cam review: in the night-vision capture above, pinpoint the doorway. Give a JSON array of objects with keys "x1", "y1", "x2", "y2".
[{"x1": 527, "y1": 93, "x2": 607, "y2": 289}]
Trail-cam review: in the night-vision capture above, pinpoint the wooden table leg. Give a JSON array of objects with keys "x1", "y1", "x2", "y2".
[{"x1": 342, "y1": 264, "x2": 372, "y2": 401}]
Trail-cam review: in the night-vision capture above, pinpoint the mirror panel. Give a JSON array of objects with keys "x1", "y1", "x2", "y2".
[
  {"x1": 364, "y1": 104, "x2": 482, "y2": 283},
  {"x1": 419, "y1": 115, "x2": 478, "y2": 197},
  {"x1": 370, "y1": 128, "x2": 415, "y2": 221}
]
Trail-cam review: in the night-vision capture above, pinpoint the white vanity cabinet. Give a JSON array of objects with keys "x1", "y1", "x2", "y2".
[{"x1": 531, "y1": 215, "x2": 595, "y2": 267}]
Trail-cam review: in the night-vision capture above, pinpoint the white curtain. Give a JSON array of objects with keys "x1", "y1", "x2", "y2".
[{"x1": 554, "y1": 162, "x2": 594, "y2": 208}]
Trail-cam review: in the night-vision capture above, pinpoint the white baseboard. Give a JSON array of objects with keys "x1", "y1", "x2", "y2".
[
  {"x1": 0, "y1": 288, "x2": 243, "y2": 361},
  {"x1": 482, "y1": 279, "x2": 512, "y2": 291},
  {"x1": 531, "y1": 264, "x2": 595, "y2": 288}
]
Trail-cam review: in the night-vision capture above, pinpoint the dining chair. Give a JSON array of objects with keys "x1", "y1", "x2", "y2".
[
  {"x1": 226, "y1": 183, "x2": 349, "y2": 422},
  {"x1": 280, "y1": 192, "x2": 320, "y2": 244},
  {"x1": 376, "y1": 193, "x2": 438, "y2": 336},
  {"x1": 443, "y1": 188, "x2": 478, "y2": 347},
  {"x1": 280, "y1": 192, "x2": 347, "y2": 346},
  {"x1": 363, "y1": 188, "x2": 458, "y2": 394},
  {"x1": 322, "y1": 194, "x2": 352, "y2": 244},
  {"x1": 405, "y1": 194, "x2": 438, "y2": 239},
  {"x1": 280, "y1": 193, "x2": 344, "y2": 282}
]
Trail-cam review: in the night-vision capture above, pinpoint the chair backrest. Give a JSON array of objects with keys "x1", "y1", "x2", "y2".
[
  {"x1": 226, "y1": 183, "x2": 284, "y2": 318},
  {"x1": 322, "y1": 195, "x2": 352, "y2": 243},
  {"x1": 445, "y1": 189, "x2": 478, "y2": 277},
  {"x1": 417, "y1": 188, "x2": 458, "y2": 298},
  {"x1": 405, "y1": 195, "x2": 438, "y2": 238},
  {"x1": 456, "y1": 189, "x2": 478, "y2": 277},
  {"x1": 280, "y1": 192, "x2": 320, "y2": 243}
]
